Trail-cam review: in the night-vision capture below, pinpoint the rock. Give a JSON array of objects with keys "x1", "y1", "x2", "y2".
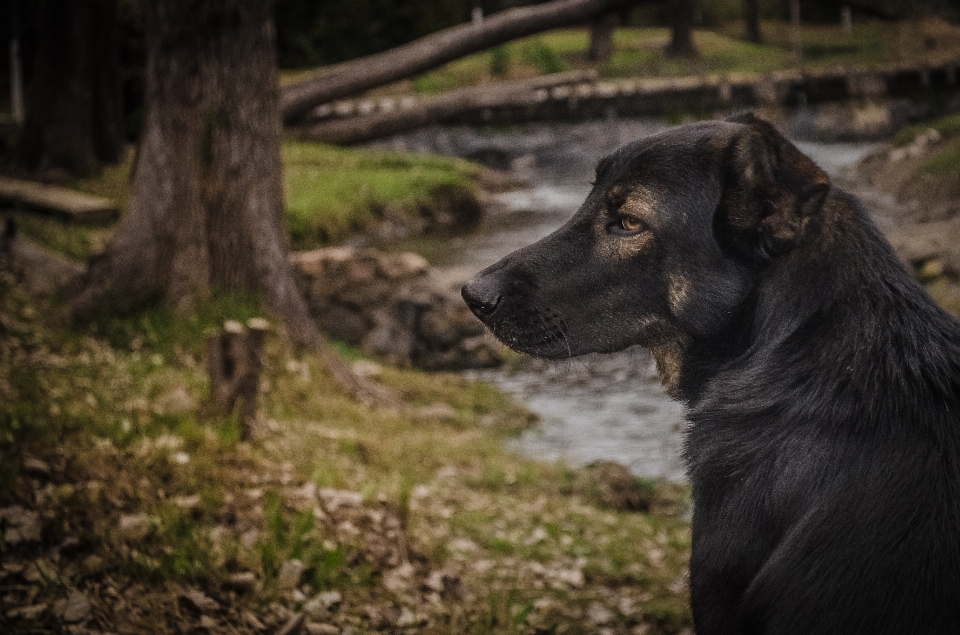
[
  {"x1": 318, "y1": 489, "x2": 363, "y2": 511},
  {"x1": 277, "y1": 612, "x2": 306, "y2": 635},
  {"x1": 152, "y1": 386, "x2": 195, "y2": 415},
  {"x1": 117, "y1": 513, "x2": 150, "y2": 541},
  {"x1": 305, "y1": 623, "x2": 339, "y2": 635},
  {"x1": 0, "y1": 505, "x2": 42, "y2": 544},
  {"x1": 574, "y1": 461, "x2": 653, "y2": 512},
  {"x1": 302, "y1": 596, "x2": 330, "y2": 621},
  {"x1": 293, "y1": 247, "x2": 503, "y2": 370},
  {"x1": 396, "y1": 607, "x2": 418, "y2": 628},
  {"x1": 382, "y1": 562, "x2": 415, "y2": 594},
  {"x1": 200, "y1": 615, "x2": 218, "y2": 629},
  {"x1": 227, "y1": 571, "x2": 258, "y2": 592},
  {"x1": 54, "y1": 591, "x2": 92, "y2": 623},
  {"x1": 278, "y1": 559, "x2": 306, "y2": 590},
  {"x1": 314, "y1": 590, "x2": 342, "y2": 609},
  {"x1": 180, "y1": 589, "x2": 219, "y2": 613},
  {"x1": 587, "y1": 602, "x2": 615, "y2": 626},
  {"x1": 22, "y1": 457, "x2": 51, "y2": 479}
]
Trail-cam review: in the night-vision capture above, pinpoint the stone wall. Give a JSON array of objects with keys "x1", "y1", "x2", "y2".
[{"x1": 292, "y1": 247, "x2": 500, "y2": 370}]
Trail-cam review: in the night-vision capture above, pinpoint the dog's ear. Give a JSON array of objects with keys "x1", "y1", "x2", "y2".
[{"x1": 719, "y1": 113, "x2": 830, "y2": 261}]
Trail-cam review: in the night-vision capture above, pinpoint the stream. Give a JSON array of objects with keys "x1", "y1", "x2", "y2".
[{"x1": 372, "y1": 118, "x2": 900, "y2": 482}]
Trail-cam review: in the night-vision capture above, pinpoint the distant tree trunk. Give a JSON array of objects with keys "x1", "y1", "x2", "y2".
[
  {"x1": 71, "y1": 0, "x2": 388, "y2": 404},
  {"x1": 280, "y1": 0, "x2": 648, "y2": 123},
  {"x1": 18, "y1": 0, "x2": 123, "y2": 176},
  {"x1": 667, "y1": 0, "x2": 698, "y2": 58},
  {"x1": 588, "y1": 12, "x2": 619, "y2": 62},
  {"x1": 743, "y1": 0, "x2": 762, "y2": 43}
]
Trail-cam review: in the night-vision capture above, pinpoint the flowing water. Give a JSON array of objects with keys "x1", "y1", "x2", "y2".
[{"x1": 373, "y1": 119, "x2": 900, "y2": 481}]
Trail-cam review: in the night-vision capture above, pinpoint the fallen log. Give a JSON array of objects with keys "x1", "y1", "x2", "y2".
[
  {"x1": 0, "y1": 176, "x2": 118, "y2": 224},
  {"x1": 296, "y1": 70, "x2": 597, "y2": 145},
  {"x1": 280, "y1": 0, "x2": 647, "y2": 124}
]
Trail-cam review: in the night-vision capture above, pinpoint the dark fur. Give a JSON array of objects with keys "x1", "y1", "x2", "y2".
[{"x1": 462, "y1": 114, "x2": 960, "y2": 634}]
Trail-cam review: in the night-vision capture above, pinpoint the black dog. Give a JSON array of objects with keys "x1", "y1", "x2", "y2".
[{"x1": 462, "y1": 114, "x2": 960, "y2": 634}]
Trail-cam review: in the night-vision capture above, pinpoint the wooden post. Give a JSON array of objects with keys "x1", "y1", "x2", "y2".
[{"x1": 206, "y1": 318, "x2": 270, "y2": 439}]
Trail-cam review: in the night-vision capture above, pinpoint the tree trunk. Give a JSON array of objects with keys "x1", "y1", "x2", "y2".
[
  {"x1": 71, "y1": 0, "x2": 390, "y2": 405},
  {"x1": 743, "y1": 0, "x2": 762, "y2": 43},
  {"x1": 299, "y1": 70, "x2": 597, "y2": 145},
  {"x1": 280, "y1": 0, "x2": 647, "y2": 124},
  {"x1": 17, "y1": 0, "x2": 124, "y2": 176},
  {"x1": 588, "y1": 12, "x2": 619, "y2": 62},
  {"x1": 667, "y1": 0, "x2": 698, "y2": 58}
]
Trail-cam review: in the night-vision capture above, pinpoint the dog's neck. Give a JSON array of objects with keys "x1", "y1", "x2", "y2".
[{"x1": 678, "y1": 190, "x2": 960, "y2": 417}]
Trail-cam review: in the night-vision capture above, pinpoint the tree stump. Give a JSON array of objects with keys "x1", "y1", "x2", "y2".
[{"x1": 206, "y1": 318, "x2": 270, "y2": 439}]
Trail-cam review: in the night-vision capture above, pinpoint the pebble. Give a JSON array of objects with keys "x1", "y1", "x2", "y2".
[
  {"x1": 278, "y1": 559, "x2": 306, "y2": 589},
  {"x1": 55, "y1": 590, "x2": 92, "y2": 623},
  {"x1": 0, "y1": 506, "x2": 42, "y2": 544}
]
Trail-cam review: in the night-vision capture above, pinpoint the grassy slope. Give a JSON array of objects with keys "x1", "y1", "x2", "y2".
[
  {"x1": 0, "y1": 270, "x2": 692, "y2": 634},
  {"x1": 305, "y1": 19, "x2": 960, "y2": 98},
  {"x1": 6, "y1": 140, "x2": 483, "y2": 261}
]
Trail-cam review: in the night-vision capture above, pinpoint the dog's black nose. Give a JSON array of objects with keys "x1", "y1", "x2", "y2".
[{"x1": 461, "y1": 280, "x2": 501, "y2": 319}]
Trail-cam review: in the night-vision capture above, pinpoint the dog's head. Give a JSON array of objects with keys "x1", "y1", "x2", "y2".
[{"x1": 461, "y1": 114, "x2": 830, "y2": 393}]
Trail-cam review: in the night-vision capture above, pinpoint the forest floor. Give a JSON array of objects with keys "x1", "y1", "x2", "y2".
[{"x1": 0, "y1": 254, "x2": 693, "y2": 635}]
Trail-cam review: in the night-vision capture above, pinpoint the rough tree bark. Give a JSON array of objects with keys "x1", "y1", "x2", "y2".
[
  {"x1": 280, "y1": 0, "x2": 647, "y2": 123},
  {"x1": 743, "y1": 0, "x2": 762, "y2": 43},
  {"x1": 18, "y1": 0, "x2": 124, "y2": 176},
  {"x1": 71, "y1": 0, "x2": 388, "y2": 404},
  {"x1": 667, "y1": 0, "x2": 698, "y2": 58}
]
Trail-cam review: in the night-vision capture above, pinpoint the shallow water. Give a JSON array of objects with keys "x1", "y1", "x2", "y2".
[{"x1": 373, "y1": 121, "x2": 898, "y2": 481}]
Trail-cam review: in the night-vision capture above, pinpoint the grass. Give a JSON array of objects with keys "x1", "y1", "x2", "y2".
[
  {"x1": 283, "y1": 140, "x2": 482, "y2": 248},
  {"x1": 4, "y1": 140, "x2": 485, "y2": 261},
  {"x1": 0, "y1": 269, "x2": 693, "y2": 634},
  {"x1": 345, "y1": 18, "x2": 960, "y2": 98}
]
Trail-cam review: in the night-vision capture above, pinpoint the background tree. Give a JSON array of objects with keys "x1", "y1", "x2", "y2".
[
  {"x1": 588, "y1": 11, "x2": 620, "y2": 61},
  {"x1": 71, "y1": 0, "x2": 382, "y2": 401},
  {"x1": 667, "y1": 0, "x2": 698, "y2": 57},
  {"x1": 16, "y1": 0, "x2": 124, "y2": 177},
  {"x1": 743, "y1": 0, "x2": 762, "y2": 42}
]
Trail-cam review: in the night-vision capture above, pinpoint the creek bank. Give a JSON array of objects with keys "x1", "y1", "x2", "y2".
[
  {"x1": 854, "y1": 117, "x2": 960, "y2": 312},
  {"x1": 292, "y1": 247, "x2": 501, "y2": 370}
]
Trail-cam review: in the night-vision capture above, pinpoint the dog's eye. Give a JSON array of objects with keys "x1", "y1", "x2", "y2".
[{"x1": 614, "y1": 215, "x2": 647, "y2": 234}]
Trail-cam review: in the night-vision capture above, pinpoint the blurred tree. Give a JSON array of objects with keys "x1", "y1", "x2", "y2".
[
  {"x1": 72, "y1": 0, "x2": 385, "y2": 403},
  {"x1": 668, "y1": 0, "x2": 698, "y2": 57},
  {"x1": 16, "y1": 0, "x2": 123, "y2": 177},
  {"x1": 274, "y1": 0, "x2": 468, "y2": 68},
  {"x1": 744, "y1": 0, "x2": 762, "y2": 42},
  {"x1": 588, "y1": 11, "x2": 620, "y2": 61}
]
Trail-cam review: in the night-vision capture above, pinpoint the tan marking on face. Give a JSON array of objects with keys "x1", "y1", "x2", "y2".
[
  {"x1": 667, "y1": 273, "x2": 691, "y2": 319},
  {"x1": 633, "y1": 315, "x2": 691, "y2": 397}
]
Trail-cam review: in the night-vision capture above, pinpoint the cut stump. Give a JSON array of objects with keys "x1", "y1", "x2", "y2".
[{"x1": 206, "y1": 318, "x2": 270, "y2": 439}]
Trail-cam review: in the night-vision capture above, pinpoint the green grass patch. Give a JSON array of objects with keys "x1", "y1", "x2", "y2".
[
  {"x1": 895, "y1": 112, "x2": 960, "y2": 146},
  {"x1": 283, "y1": 140, "x2": 482, "y2": 248},
  {"x1": 7, "y1": 141, "x2": 484, "y2": 261},
  {"x1": 918, "y1": 137, "x2": 960, "y2": 176}
]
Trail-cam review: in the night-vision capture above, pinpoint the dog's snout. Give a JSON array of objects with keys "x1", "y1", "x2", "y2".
[{"x1": 461, "y1": 279, "x2": 502, "y2": 319}]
